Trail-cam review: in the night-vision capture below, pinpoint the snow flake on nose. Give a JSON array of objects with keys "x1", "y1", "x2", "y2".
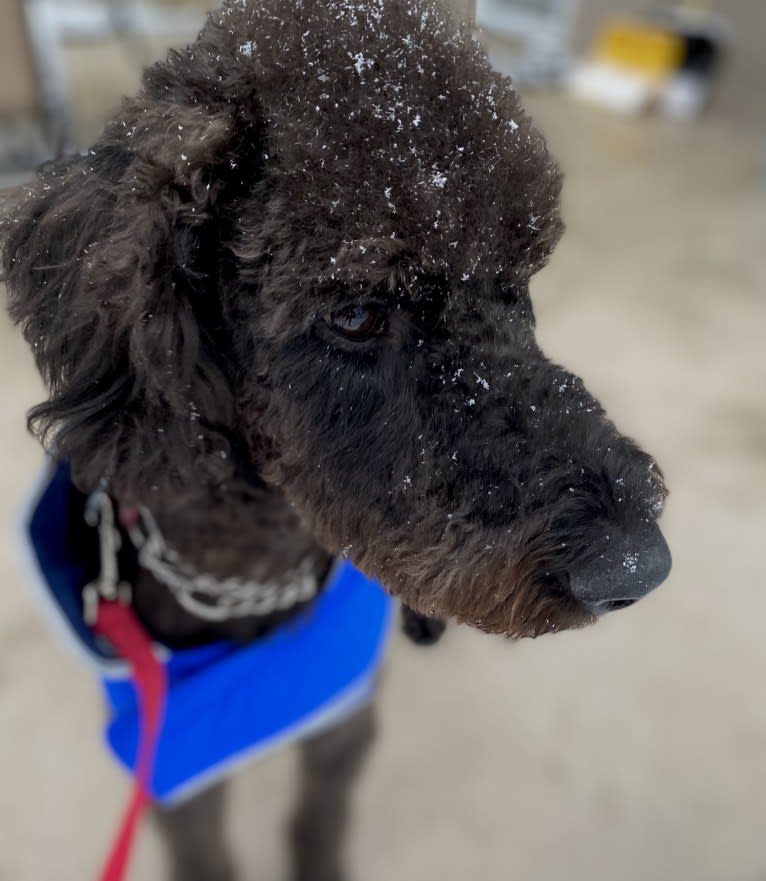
[{"x1": 622, "y1": 552, "x2": 639, "y2": 575}]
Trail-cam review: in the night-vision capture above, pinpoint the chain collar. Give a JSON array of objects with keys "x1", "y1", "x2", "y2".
[
  {"x1": 84, "y1": 492, "x2": 322, "y2": 624},
  {"x1": 125, "y1": 507, "x2": 321, "y2": 622}
]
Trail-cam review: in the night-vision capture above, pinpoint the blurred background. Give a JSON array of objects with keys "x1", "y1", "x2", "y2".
[{"x1": 0, "y1": 1, "x2": 764, "y2": 880}]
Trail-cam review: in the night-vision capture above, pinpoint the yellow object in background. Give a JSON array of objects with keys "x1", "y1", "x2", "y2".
[{"x1": 592, "y1": 19, "x2": 685, "y2": 80}]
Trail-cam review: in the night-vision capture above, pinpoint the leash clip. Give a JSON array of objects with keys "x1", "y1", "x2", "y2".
[{"x1": 83, "y1": 491, "x2": 133, "y2": 626}]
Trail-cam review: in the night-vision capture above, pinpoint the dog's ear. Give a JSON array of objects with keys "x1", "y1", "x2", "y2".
[{"x1": 2, "y1": 98, "x2": 262, "y2": 500}]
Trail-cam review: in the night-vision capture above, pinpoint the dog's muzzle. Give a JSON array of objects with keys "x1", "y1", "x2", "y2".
[{"x1": 568, "y1": 521, "x2": 672, "y2": 616}]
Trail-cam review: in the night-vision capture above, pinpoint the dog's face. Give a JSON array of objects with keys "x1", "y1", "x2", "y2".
[{"x1": 2, "y1": 0, "x2": 670, "y2": 637}]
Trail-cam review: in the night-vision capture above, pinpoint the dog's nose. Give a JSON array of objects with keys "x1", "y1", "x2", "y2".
[{"x1": 569, "y1": 521, "x2": 671, "y2": 615}]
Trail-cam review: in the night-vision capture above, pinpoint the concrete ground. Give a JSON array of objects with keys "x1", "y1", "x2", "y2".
[{"x1": 1, "y1": 19, "x2": 765, "y2": 881}]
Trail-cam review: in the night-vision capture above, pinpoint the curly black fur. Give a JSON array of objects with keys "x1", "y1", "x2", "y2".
[{"x1": 2, "y1": 0, "x2": 668, "y2": 643}]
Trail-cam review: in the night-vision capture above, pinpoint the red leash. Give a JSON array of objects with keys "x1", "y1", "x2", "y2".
[{"x1": 92, "y1": 600, "x2": 168, "y2": 881}]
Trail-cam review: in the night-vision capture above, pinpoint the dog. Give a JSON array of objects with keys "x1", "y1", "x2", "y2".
[{"x1": 1, "y1": 1, "x2": 671, "y2": 879}]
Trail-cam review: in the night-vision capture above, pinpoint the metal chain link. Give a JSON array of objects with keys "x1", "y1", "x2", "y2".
[
  {"x1": 82, "y1": 490, "x2": 321, "y2": 624},
  {"x1": 124, "y1": 508, "x2": 320, "y2": 622}
]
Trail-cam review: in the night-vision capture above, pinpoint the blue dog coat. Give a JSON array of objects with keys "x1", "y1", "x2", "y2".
[{"x1": 24, "y1": 461, "x2": 394, "y2": 804}]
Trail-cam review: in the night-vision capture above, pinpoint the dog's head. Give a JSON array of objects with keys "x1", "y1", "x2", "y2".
[{"x1": 2, "y1": 0, "x2": 670, "y2": 637}]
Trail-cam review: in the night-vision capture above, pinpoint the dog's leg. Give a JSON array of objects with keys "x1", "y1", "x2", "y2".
[
  {"x1": 153, "y1": 780, "x2": 237, "y2": 881},
  {"x1": 289, "y1": 701, "x2": 376, "y2": 881}
]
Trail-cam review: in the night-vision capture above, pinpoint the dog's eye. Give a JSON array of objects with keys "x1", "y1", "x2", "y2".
[{"x1": 327, "y1": 304, "x2": 385, "y2": 341}]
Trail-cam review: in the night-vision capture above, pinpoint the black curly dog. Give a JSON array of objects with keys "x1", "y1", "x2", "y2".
[{"x1": 2, "y1": 1, "x2": 671, "y2": 879}]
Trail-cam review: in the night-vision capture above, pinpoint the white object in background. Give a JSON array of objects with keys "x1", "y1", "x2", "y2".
[
  {"x1": 659, "y1": 72, "x2": 710, "y2": 121},
  {"x1": 567, "y1": 61, "x2": 658, "y2": 116},
  {"x1": 475, "y1": 0, "x2": 579, "y2": 85}
]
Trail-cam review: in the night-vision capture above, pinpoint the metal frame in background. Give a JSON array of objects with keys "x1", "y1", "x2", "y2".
[
  {"x1": 474, "y1": 0, "x2": 579, "y2": 85},
  {"x1": 21, "y1": 0, "x2": 204, "y2": 156}
]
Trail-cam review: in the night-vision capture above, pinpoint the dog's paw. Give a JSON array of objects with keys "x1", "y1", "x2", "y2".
[{"x1": 401, "y1": 605, "x2": 447, "y2": 646}]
